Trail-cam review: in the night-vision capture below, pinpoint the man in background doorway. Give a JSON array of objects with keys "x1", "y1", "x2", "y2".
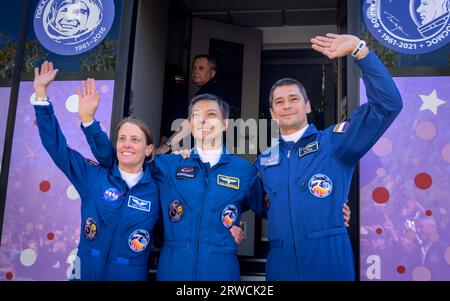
[{"x1": 157, "y1": 54, "x2": 225, "y2": 154}]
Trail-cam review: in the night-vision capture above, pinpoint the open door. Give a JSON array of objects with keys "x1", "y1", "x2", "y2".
[{"x1": 190, "y1": 17, "x2": 262, "y2": 256}]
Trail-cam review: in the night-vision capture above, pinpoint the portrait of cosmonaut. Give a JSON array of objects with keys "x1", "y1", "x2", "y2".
[
  {"x1": 412, "y1": 0, "x2": 449, "y2": 36},
  {"x1": 43, "y1": 0, "x2": 104, "y2": 45},
  {"x1": 364, "y1": 0, "x2": 449, "y2": 54}
]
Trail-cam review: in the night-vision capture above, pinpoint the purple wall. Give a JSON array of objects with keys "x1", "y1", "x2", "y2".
[
  {"x1": 360, "y1": 76, "x2": 450, "y2": 281},
  {"x1": 0, "y1": 81, "x2": 114, "y2": 280}
]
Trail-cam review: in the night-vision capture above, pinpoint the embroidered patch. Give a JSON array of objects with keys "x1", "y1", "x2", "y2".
[
  {"x1": 103, "y1": 187, "x2": 121, "y2": 201},
  {"x1": 176, "y1": 166, "x2": 196, "y2": 179},
  {"x1": 333, "y1": 122, "x2": 349, "y2": 133},
  {"x1": 127, "y1": 196, "x2": 151, "y2": 212},
  {"x1": 308, "y1": 174, "x2": 333, "y2": 198},
  {"x1": 168, "y1": 199, "x2": 184, "y2": 222},
  {"x1": 221, "y1": 204, "x2": 238, "y2": 228},
  {"x1": 84, "y1": 217, "x2": 98, "y2": 240},
  {"x1": 217, "y1": 174, "x2": 240, "y2": 190},
  {"x1": 299, "y1": 141, "x2": 319, "y2": 158},
  {"x1": 128, "y1": 229, "x2": 150, "y2": 252}
]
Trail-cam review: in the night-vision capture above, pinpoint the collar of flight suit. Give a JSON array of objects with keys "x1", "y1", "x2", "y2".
[
  {"x1": 110, "y1": 160, "x2": 154, "y2": 187},
  {"x1": 278, "y1": 123, "x2": 319, "y2": 150},
  {"x1": 189, "y1": 145, "x2": 232, "y2": 168}
]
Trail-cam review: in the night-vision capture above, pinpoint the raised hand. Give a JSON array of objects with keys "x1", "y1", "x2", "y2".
[
  {"x1": 34, "y1": 61, "x2": 59, "y2": 98},
  {"x1": 311, "y1": 33, "x2": 367, "y2": 60},
  {"x1": 77, "y1": 78, "x2": 100, "y2": 124}
]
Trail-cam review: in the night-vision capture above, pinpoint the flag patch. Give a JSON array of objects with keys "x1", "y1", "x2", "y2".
[{"x1": 333, "y1": 121, "x2": 349, "y2": 133}]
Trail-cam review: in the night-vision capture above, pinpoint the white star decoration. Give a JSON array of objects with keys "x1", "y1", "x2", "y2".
[{"x1": 419, "y1": 90, "x2": 446, "y2": 115}]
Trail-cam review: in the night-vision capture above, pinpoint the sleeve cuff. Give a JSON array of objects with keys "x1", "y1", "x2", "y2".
[
  {"x1": 33, "y1": 100, "x2": 51, "y2": 106},
  {"x1": 81, "y1": 120, "x2": 95, "y2": 128},
  {"x1": 80, "y1": 119, "x2": 104, "y2": 136},
  {"x1": 34, "y1": 102, "x2": 54, "y2": 115},
  {"x1": 353, "y1": 51, "x2": 376, "y2": 69}
]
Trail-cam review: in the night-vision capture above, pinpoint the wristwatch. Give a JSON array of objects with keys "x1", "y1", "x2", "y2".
[{"x1": 351, "y1": 40, "x2": 366, "y2": 59}]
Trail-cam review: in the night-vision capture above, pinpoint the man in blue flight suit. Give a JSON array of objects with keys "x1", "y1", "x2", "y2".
[
  {"x1": 255, "y1": 33, "x2": 403, "y2": 280},
  {"x1": 79, "y1": 92, "x2": 264, "y2": 280},
  {"x1": 33, "y1": 62, "x2": 160, "y2": 280}
]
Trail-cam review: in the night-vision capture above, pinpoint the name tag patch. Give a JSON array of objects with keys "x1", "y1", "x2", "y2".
[
  {"x1": 299, "y1": 141, "x2": 319, "y2": 158},
  {"x1": 127, "y1": 195, "x2": 151, "y2": 212},
  {"x1": 217, "y1": 174, "x2": 240, "y2": 190},
  {"x1": 176, "y1": 166, "x2": 197, "y2": 179}
]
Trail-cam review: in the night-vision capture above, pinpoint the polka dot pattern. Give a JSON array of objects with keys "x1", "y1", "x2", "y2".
[
  {"x1": 415, "y1": 121, "x2": 436, "y2": 141},
  {"x1": 20, "y1": 249, "x2": 37, "y2": 267},
  {"x1": 39, "y1": 180, "x2": 51, "y2": 192},
  {"x1": 372, "y1": 187, "x2": 390, "y2": 204},
  {"x1": 414, "y1": 173, "x2": 432, "y2": 190}
]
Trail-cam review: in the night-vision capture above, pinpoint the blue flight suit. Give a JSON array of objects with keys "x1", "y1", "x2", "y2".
[
  {"x1": 34, "y1": 103, "x2": 160, "y2": 281},
  {"x1": 254, "y1": 51, "x2": 403, "y2": 280},
  {"x1": 82, "y1": 125, "x2": 265, "y2": 280}
]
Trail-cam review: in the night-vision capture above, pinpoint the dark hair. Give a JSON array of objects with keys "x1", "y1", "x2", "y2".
[
  {"x1": 193, "y1": 54, "x2": 217, "y2": 72},
  {"x1": 188, "y1": 93, "x2": 230, "y2": 120},
  {"x1": 116, "y1": 117, "x2": 154, "y2": 146},
  {"x1": 269, "y1": 78, "x2": 309, "y2": 107}
]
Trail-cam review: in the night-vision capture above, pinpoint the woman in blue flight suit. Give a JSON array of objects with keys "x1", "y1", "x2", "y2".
[
  {"x1": 33, "y1": 61, "x2": 160, "y2": 281},
  {"x1": 80, "y1": 93, "x2": 265, "y2": 280}
]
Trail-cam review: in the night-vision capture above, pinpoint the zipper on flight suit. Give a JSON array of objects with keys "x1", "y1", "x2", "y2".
[
  {"x1": 286, "y1": 143, "x2": 300, "y2": 278},
  {"x1": 194, "y1": 162, "x2": 209, "y2": 280},
  {"x1": 102, "y1": 183, "x2": 128, "y2": 279}
]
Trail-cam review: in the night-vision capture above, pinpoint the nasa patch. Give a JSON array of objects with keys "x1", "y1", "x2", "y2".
[
  {"x1": 363, "y1": 0, "x2": 450, "y2": 54},
  {"x1": 221, "y1": 204, "x2": 238, "y2": 228},
  {"x1": 103, "y1": 187, "x2": 121, "y2": 201},
  {"x1": 308, "y1": 174, "x2": 333, "y2": 198},
  {"x1": 33, "y1": 0, "x2": 115, "y2": 55},
  {"x1": 128, "y1": 229, "x2": 150, "y2": 252}
]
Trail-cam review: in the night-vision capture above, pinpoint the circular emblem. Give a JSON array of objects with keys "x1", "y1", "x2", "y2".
[
  {"x1": 128, "y1": 229, "x2": 150, "y2": 253},
  {"x1": 84, "y1": 217, "x2": 98, "y2": 240},
  {"x1": 33, "y1": 0, "x2": 115, "y2": 55},
  {"x1": 168, "y1": 200, "x2": 184, "y2": 222},
  {"x1": 221, "y1": 204, "x2": 238, "y2": 228},
  {"x1": 363, "y1": 0, "x2": 450, "y2": 54},
  {"x1": 308, "y1": 174, "x2": 333, "y2": 198},
  {"x1": 103, "y1": 187, "x2": 120, "y2": 201}
]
